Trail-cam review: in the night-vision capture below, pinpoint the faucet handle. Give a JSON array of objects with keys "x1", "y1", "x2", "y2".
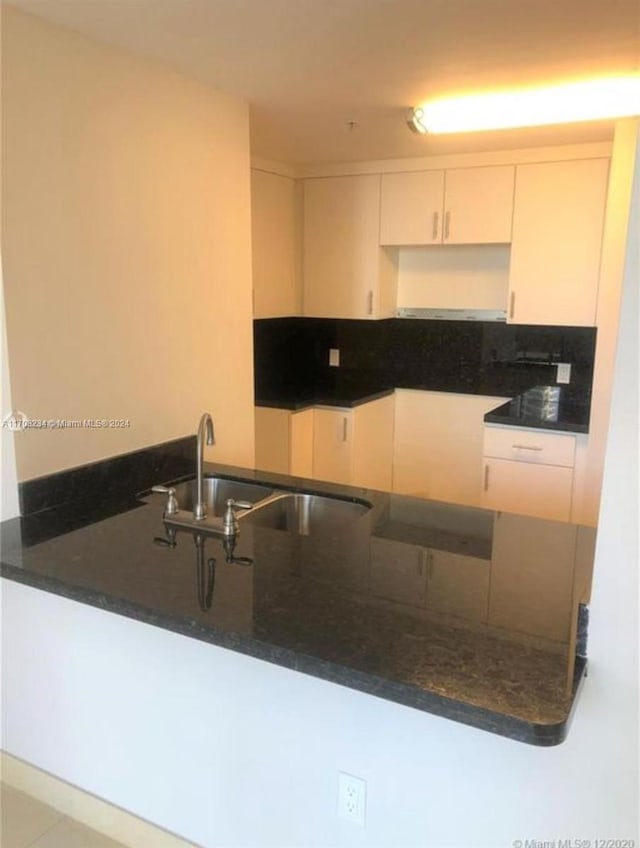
[
  {"x1": 223, "y1": 498, "x2": 254, "y2": 535},
  {"x1": 227, "y1": 499, "x2": 254, "y2": 511},
  {"x1": 151, "y1": 485, "x2": 179, "y2": 515}
]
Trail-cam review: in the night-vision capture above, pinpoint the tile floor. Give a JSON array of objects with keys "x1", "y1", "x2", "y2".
[{"x1": 0, "y1": 783, "x2": 128, "y2": 848}]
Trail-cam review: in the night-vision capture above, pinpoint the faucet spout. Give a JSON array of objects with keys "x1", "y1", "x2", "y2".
[{"x1": 195, "y1": 413, "x2": 215, "y2": 520}]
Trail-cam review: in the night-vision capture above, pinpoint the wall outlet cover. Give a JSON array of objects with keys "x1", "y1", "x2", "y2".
[
  {"x1": 329, "y1": 348, "x2": 340, "y2": 367},
  {"x1": 338, "y1": 772, "x2": 366, "y2": 825},
  {"x1": 556, "y1": 362, "x2": 572, "y2": 384}
]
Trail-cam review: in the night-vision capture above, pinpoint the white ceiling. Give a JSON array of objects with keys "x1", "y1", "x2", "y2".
[{"x1": 7, "y1": 0, "x2": 640, "y2": 164}]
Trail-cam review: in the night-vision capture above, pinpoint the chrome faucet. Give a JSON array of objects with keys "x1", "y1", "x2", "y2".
[{"x1": 195, "y1": 413, "x2": 215, "y2": 520}]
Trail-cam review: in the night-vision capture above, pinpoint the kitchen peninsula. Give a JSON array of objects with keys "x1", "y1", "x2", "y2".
[{"x1": 0, "y1": 440, "x2": 594, "y2": 749}]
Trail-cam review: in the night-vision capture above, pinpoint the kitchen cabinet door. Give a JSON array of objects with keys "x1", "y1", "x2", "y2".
[
  {"x1": 393, "y1": 390, "x2": 510, "y2": 507},
  {"x1": 255, "y1": 406, "x2": 290, "y2": 474},
  {"x1": 379, "y1": 165, "x2": 514, "y2": 246},
  {"x1": 488, "y1": 512, "x2": 577, "y2": 644},
  {"x1": 312, "y1": 395, "x2": 394, "y2": 489},
  {"x1": 508, "y1": 158, "x2": 609, "y2": 326},
  {"x1": 255, "y1": 406, "x2": 313, "y2": 477},
  {"x1": 380, "y1": 170, "x2": 445, "y2": 245},
  {"x1": 312, "y1": 408, "x2": 353, "y2": 485},
  {"x1": 303, "y1": 175, "x2": 397, "y2": 319},
  {"x1": 350, "y1": 394, "x2": 394, "y2": 491},
  {"x1": 443, "y1": 165, "x2": 514, "y2": 244},
  {"x1": 481, "y1": 457, "x2": 574, "y2": 522}
]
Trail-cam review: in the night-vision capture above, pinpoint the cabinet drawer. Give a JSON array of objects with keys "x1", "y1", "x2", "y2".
[{"x1": 483, "y1": 426, "x2": 576, "y2": 467}]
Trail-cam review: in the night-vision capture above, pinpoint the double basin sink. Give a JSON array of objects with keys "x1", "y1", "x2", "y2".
[{"x1": 158, "y1": 476, "x2": 371, "y2": 537}]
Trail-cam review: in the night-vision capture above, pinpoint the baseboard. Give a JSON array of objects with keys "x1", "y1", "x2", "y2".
[{"x1": 0, "y1": 751, "x2": 200, "y2": 848}]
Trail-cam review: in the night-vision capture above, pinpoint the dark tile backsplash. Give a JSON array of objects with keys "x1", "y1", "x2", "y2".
[
  {"x1": 254, "y1": 317, "x2": 596, "y2": 402},
  {"x1": 19, "y1": 435, "x2": 197, "y2": 516}
]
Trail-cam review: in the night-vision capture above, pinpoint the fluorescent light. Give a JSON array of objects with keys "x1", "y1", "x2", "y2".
[{"x1": 411, "y1": 76, "x2": 640, "y2": 134}]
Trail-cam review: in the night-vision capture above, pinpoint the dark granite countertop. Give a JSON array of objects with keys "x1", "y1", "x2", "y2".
[
  {"x1": 256, "y1": 386, "x2": 395, "y2": 410},
  {"x1": 1, "y1": 461, "x2": 588, "y2": 747},
  {"x1": 258, "y1": 381, "x2": 591, "y2": 434},
  {"x1": 484, "y1": 385, "x2": 591, "y2": 433}
]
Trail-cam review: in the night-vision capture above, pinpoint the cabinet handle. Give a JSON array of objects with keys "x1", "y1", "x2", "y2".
[
  {"x1": 342, "y1": 417, "x2": 348, "y2": 442},
  {"x1": 483, "y1": 464, "x2": 490, "y2": 492},
  {"x1": 432, "y1": 211, "x2": 439, "y2": 240},
  {"x1": 509, "y1": 291, "x2": 516, "y2": 319},
  {"x1": 512, "y1": 444, "x2": 543, "y2": 451},
  {"x1": 367, "y1": 290, "x2": 373, "y2": 316},
  {"x1": 444, "y1": 211, "x2": 451, "y2": 240}
]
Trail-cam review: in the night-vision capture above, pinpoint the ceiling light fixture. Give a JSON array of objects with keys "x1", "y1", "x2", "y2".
[
  {"x1": 409, "y1": 75, "x2": 640, "y2": 134},
  {"x1": 407, "y1": 107, "x2": 428, "y2": 134}
]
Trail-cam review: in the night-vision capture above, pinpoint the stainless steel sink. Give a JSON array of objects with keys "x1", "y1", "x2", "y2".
[
  {"x1": 171, "y1": 477, "x2": 274, "y2": 516},
  {"x1": 154, "y1": 476, "x2": 370, "y2": 540},
  {"x1": 243, "y1": 492, "x2": 370, "y2": 536}
]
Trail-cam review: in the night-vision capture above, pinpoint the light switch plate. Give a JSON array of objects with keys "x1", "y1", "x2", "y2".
[
  {"x1": 329, "y1": 348, "x2": 340, "y2": 367},
  {"x1": 556, "y1": 363, "x2": 571, "y2": 384}
]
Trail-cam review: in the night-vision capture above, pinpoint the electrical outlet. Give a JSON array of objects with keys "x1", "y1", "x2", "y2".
[
  {"x1": 329, "y1": 348, "x2": 340, "y2": 367},
  {"x1": 556, "y1": 362, "x2": 572, "y2": 384},
  {"x1": 338, "y1": 772, "x2": 366, "y2": 825}
]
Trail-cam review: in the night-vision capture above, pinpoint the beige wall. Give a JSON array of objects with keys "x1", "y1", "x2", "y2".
[
  {"x1": 1, "y1": 264, "x2": 20, "y2": 519},
  {"x1": 1, "y1": 7, "x2": 255, "y2": 481},
  {"x1": 250, "y1": 167, "x2": 301, "y2": 317}
]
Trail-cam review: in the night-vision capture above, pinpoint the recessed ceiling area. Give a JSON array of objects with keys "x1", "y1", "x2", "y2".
[{"x1": 6, "y1": 0, "x2": 639, "y2": 164}]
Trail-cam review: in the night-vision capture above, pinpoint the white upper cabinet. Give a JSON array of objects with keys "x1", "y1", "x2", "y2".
[
  {"x1": 303, "y1": 175, "x2": 397, "y2": 319},
  {"x1": 379, "y1": 170, "x2": 445, "y2": 245},
  {"x1": 507, "y1": 158, "x2": 609, "y2": 327},
  {"x1": 380, "y1": 165, "x2": 515, "y2": 246},
  {"x1": 443, "y1": 166, "x2": 515, "y2": 244}
]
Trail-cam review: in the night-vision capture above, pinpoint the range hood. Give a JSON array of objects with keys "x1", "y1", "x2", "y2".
[{"x1": 396, "y1": 307, "x2": 507, "y2": 322}]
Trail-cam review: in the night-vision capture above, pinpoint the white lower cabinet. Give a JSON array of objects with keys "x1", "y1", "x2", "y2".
[
  {"x1": 313, "y1": 394, "x2": 395, "y2": 490},
  {"x1": 369, "y1": 537, "x2": 490, "y2": 622},
  {"x1": 255, "y1": 406, "x2": 314, "y2": 477},
  {"x1": 393, "y1": 390, "x2": 510, "y2": 507},
  {"x1": 482, "y1": 425, "x2": 576, "y2": 521},
  {"x1": 481, "y1": 459, "x2": 574, "y2": 522},
  {"x1": 259, "y1": 395, "x2": 581, "y2": 523},
  {"x1": 312, "y1": 407, "x2": 352, "y2": 485},
  {"x1": 256, "y1": 395, "x2": 394, "y2": 490}
]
